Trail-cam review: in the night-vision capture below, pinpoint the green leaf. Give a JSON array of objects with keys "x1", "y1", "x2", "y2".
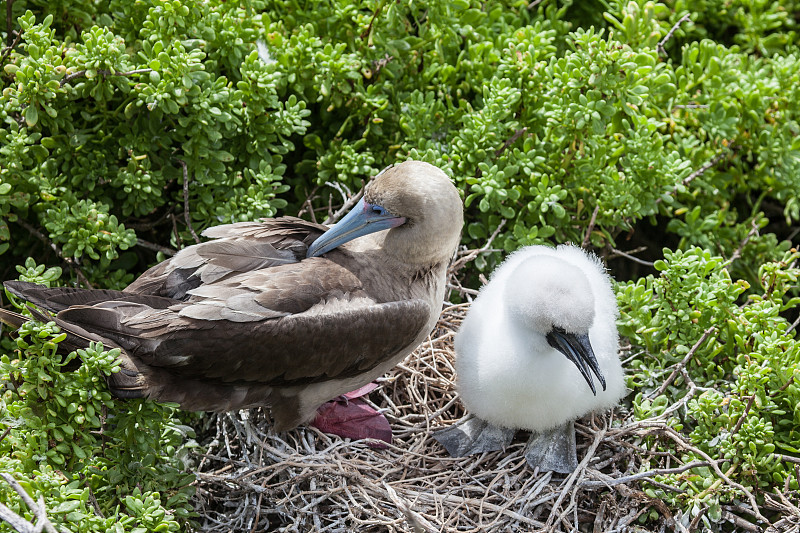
[{"x1": 24, "y1": 105, "x2": 39, "y2": 127}]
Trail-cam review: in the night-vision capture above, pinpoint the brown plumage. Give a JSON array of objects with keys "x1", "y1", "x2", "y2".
[{"x1": 1, "y1": 161, "x2": 464, "y2": 430}]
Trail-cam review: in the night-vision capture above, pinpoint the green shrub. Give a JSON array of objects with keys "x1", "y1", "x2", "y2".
[
  {"x1": 1, "y1": 263, "x2": 195, "y2": 532},
  {"x1": 1, "y1": 0, "x2": 799, "y2": 529},
  {"x1": 619, "y1": 247, "x2": 800, "y2": 521}
]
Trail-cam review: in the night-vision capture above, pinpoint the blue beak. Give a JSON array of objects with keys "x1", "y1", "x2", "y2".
[{"x1": 307, "y1": 198, "x2": 406, "y2": 258}]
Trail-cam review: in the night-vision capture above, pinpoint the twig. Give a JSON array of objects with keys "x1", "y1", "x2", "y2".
[
  {"x1": 383, "y1": 483, "x2": 439, "y2": 533},
  {"x1": 581, "y1": 460, "x2": 712, "y2": 489},
  {"x1": 581, "y1": 205, "x2": 600, "y2": 249},
  {"x1": 651, "y1": 326, "x2": 717, "y2": 398},
  {"x1": 86, "y1": 485, "x2": 104, "y2": 519},
  {"x1": 448, "y1": 219, "x2": 506, "y2": 275},
  {"x1": 494, "y1": 127, "x2": 527, "y2": 159},
  {"x1": 59, "y1": 68, "x2": 153, "y2": 87},
  {"x1": 731, "y1": 394, "x2": 757, "y2": 435},
  {"x1": 655, "y1": 149, "x2": 728, "y2": 205},
  {"x1": 527, "y1": 0, "x2": 545, "y2": 8},
  {"x1": 672, "y1": 103, "x2": 709, "y2": 110},
  {"x1": 322, "y1": 187, "x2": 364, "y2": 226},
  {"x1": 0, "y1": 473, "x2": 59, "y2": 533},
  {"x1": 298, "y1": 185, "x2": 320, "y2": 224},
  {"x1": 0, "y1": 426, "x2": 11, "y2": 444},
  {"x1": 177, "y1": 159, "x2": 201, "y2": 244},
  {"x1": 446, "y1": 283, "x2": 479, "y2": 296},
  {"x1": 14, "y1": 218, "x2": 94, "y2": 288},
  {"x1": 1, "y1": 30, "x2": 21, "y2": 65},
  {"x1": 683, "y1": 150, "x2": 729, "y2": 187},
  {"x1": 772, "y1": 377, "x2": 795, "y2": 399},
  {"x1": 136, "y1": 238, "x2": 176, "y2": 257},
  {"x1": 610, "y1": 247, "x2": 654, "y2": 267},
  {"x1": 785, "y1": 313, "x2": 800, "y2": 335},
  {"x1": 721, "y1": 510, "x2": 761, "y2": 532},
  {"x1": 370, "y1": 54, "x2": 394, "y2": 78},
  {"x1": 657, "y1": 14, "x2": 691, "y2": 55},
  {"x1": 359, "y1": 1, "x2": 383, "y2": 42},
  {"x1": 170, "y1": 213, "x2": 183, "y2": 249},
  {"x1": 688, "y1": 506, "x2": 708, "y2": 532},
  {"x1": 656, "y1": 426, "x2": 769, "y2": 525},
  {"x1": 725, "y1": 218, "x2": 760, "y2": 270}
]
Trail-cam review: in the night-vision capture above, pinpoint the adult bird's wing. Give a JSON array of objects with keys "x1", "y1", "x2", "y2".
[
  {"x1": 124, "y1": 216, "x2": 328, "y2": 298},
  {"x1": 6, "y1": 257, "x2": 430, "y2": 388},
  {"x1": 56, "y1": 295, "x2": 431, "y2": 386}
]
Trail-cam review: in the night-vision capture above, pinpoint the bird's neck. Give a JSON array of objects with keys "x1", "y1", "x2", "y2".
[{"x1": 381, "y1": 226, "x2": 459, "y2": 270}]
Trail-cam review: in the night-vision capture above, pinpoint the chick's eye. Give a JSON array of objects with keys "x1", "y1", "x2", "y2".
[{"x1": 372, "y1": 205, "x2": 387, "y2": 216}]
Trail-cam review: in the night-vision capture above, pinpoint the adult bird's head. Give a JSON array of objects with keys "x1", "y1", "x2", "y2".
[
  {"x1": 307, "y1": 161, "x2": 463, "y2": 265},
  {"x1": 503, "y1": 253, "x2": 607, "y2": 395}
]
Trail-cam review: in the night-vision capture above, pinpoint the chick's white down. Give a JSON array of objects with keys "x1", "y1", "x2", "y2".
[{"x1": 454, "y1": 244, "x2": 626, "y2": 432}]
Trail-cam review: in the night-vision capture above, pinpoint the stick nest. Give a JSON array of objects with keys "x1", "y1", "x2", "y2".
[{"x1": 192, "y1": 304, "x2": 800, "y2": 532}]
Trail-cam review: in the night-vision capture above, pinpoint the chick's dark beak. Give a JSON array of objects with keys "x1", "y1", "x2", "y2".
[{"x1": 546, "y1": 326, "x2": 606, "y2": 395}]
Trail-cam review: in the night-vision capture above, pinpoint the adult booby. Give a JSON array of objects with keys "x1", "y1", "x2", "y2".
[
  {"x1": 1, "y1": 161, "x2": 464, "y2": 437},
  {"x1": 434, "y1": 244, "x2": 626, "y2": 473}
]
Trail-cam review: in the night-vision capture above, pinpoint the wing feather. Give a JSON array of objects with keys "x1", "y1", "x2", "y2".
[
  {"x1": 125, "y1": 217, "x2": 327, "y2": 298},
  {"x1": 58, "y1": 298, "x2": 431, "y2": 386}
]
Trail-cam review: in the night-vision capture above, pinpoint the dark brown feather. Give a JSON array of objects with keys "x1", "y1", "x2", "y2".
[
  {"x1": 124, "y1": 217, "x2": 325, "y2": 299},
  {"x1": 58, "y1": 299, "x2": 429, "y2": 388},
  {"x1": 5, "y1": 281, "x2": 176, "y2": 311}
]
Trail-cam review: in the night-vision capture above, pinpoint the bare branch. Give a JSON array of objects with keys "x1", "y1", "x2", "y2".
[
  {"x1": 786, "y1": 314, "x2": 800, "y2": 335},
  {"x1": 1, "y1": 30, "x2": 21, "y2": 65},
  {"x1": 177, "y1": 159, "x2": 201, "y2": 244},
  {"x1": 581, "y1": 205, "x2": 600, "y2": 249},
  {"x1": 656, "y1": 149, "x2": 728, "y2": 205},
  {"x1": 59, "y1": 68, "x2": 153, "y2": 87},
  {"x1": 731, "y1": 394, "x2": 757, "y2": 435},
  {"x1": 672, "y1": 103, "x2": 709, "y2": 110},
  {"x1": 725, "y1": 218, "x2": 760, "y2": 270},
  {"x1": 656, "y1": 426, "x2": 768, "y2": 525},
  {"x1": 136, "y1": 238, "x2": 176, "y2": 257},
  {"x1": 322, "y1": 184, "x2": 364, "y2": 226},
  {"x1": 494, "y1": 127, "x2": 527, "y2": 159},
  {"x1": 657, "y1": 14, "x2": 691, "y2": 56},
  {"x1": 581, "y1": 460, "x2": 713, "y2": 489},
  {"x1": 448, "y1": 219, "x2": 506, "y2": 276},
  {"x1": 609, "y1": 247, "x2": 655, "y2": 267},
  {"x1": 651, "y1": 326, "x2": 717, "y2": 398},
  {"x1": 0, "y1": 426, "x2": 11, "y2": 444},
  {"x1": 0, "y1": 473, "x2": 59, "y2": 533}
]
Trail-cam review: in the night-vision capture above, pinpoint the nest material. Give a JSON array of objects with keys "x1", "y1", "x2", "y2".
[{"x1": 192, "y1": 304, "x2": 800, "y2": 533}]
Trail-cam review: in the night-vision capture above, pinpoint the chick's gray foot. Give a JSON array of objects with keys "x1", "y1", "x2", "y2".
[
  {"x1": 523, "y1": 420, "x2": 578, "y2": 474},
  {"x1": 433, "y1": 414, "x2": 516, "y2": 457}
]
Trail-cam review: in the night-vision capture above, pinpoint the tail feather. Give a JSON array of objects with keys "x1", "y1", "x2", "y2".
[
  {"x1": 0, "y1": 308, "x2": 29, "y2": 330},
  {"x1": 1, "y1": 299, "x2": 149, "y2": 399},
  {"x1": 4, "y1": 280, "x2": 176, "y2": 313}
]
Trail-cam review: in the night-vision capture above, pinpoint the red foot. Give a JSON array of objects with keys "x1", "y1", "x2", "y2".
[{"x1": 311, "y1": 383, "x2": 392, "y2": 448}]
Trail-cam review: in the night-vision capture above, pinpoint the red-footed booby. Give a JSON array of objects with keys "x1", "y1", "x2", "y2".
[
  {"x1": 434, "y1": 244, "x2": 626, "y2": 473},
  {"x1": 0, "y1": 161, "x2": 464, "y2": 439}
]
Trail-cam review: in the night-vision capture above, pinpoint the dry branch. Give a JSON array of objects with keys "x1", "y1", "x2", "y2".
[{"x1": 0, "y1": 473, "x2": 60, "y2": 533}]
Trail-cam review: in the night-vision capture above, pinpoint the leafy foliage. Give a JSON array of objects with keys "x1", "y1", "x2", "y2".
[
  {"x1": 0, "y1": 265, "x2": 196, "y2": 532},
  {"x1": 1, "y1": 0, "x2": 799, "y2": 529},
  {"x1": 618, "y1": 247, "x2": 800, "y2": 524}
]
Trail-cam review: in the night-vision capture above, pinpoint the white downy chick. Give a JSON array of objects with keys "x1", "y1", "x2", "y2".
[{"x1": 436, "y1": 244, "x2": 626, "y2": 472}]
